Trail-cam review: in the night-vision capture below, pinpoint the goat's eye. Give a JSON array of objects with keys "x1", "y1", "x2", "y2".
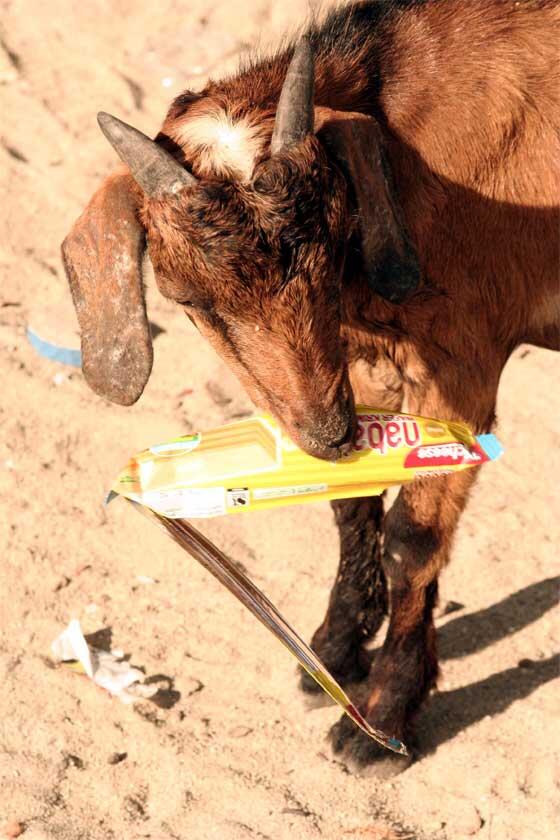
[
  {"x1": 178, "y1": 297, "x2": 201, "y2": 309},
  {"x1": 178, "y1": 298, "x2": 213, "y2": 316}
]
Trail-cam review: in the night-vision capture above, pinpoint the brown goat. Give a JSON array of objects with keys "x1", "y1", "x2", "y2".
[{"x1": 62, "y1": 0, "x2": 560, "y2": 774}]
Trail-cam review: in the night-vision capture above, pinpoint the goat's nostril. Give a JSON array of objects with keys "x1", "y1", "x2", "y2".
[
  {"x1": 326, "y1": 415, "x2": 356, "y2": 451},
  {"x1": 329, "y1": 423, "x2": 354, "y2": 449}
]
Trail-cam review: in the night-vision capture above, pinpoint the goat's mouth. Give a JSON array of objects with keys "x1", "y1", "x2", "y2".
[
  {"x1": 323, "y1": 416, "x2": 357, "y2": 459},
  {"x1": 287, "y1": 398, "x2": 358, "y2": 462}
]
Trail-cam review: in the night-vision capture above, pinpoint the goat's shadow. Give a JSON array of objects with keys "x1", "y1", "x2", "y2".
[
  {"x1": 416, "y1": 653, "x2": 558, "y2": 753},
  {"x1": 437, "y1": 575, "x2": 559, "y2": 661},
  {"x1": 417, "y1": 575, "x2": 559, "y2": 750}
]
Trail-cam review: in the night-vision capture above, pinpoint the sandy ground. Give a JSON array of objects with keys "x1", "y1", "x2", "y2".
[{"x1": 1, "y1": 2, "x2": 559, "y2": 838}]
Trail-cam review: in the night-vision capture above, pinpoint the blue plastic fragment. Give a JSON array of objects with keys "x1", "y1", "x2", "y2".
[
  {"x1": 477, "y1": 433, "x2": 505, "y2": 462},
  {"x1": 26, "y1": 327, "x2": 82, "y2": 367}
]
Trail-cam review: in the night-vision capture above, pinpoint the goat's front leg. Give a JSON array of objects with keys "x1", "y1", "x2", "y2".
[
  {"x1": 300, "y1": 495, "x2": 388, "y2": 692},
  {"x1": 330, "y1": 467, "x2": 480, "y2": 775},
  {"x1": 301, "y1": 355, "x2": 402, "y2": 692}
]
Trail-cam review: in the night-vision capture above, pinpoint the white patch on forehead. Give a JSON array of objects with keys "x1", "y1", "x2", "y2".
[{"x1": 173, "y1": 110, "x2": 266, "y2": 183}]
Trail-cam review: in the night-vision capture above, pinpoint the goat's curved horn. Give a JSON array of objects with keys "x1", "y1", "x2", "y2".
[
  {"x1": 97, "y1": 112, "x2": 197, "y2": 198},
  {"x1": 270, "y1": 37, "x2": 315, "y2": 155}
]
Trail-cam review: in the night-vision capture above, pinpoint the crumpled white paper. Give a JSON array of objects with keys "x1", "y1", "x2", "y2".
[{"x1": 51, "y1": 619, "x2": 158, "y2": 704}]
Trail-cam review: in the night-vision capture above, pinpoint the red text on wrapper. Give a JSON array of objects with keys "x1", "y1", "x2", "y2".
[
  {"x1": 404, "y1": 441, "x2": 490, "y2": 469},
  {"x1": 353, "y1": 416, "x2": 421, "y2": 455}
]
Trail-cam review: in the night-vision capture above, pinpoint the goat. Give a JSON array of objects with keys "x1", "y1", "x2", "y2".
[{"x1": 62, "y1": 0, "x2": 560, "y2": 774}]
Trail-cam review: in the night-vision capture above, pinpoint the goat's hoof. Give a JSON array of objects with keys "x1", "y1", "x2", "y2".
[{"x1": 328, "y1": 713, "x2": 414, "y2": 778}]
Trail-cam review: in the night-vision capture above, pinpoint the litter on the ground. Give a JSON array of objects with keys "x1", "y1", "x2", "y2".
[
  {"x1": 51, "y1": 619, "x2": 158, "y2": 704},
  {"x1": 27, "y1": 299, "x2": 82, "y2": 367}
]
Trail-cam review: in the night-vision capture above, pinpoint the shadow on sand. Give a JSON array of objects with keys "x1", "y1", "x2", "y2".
[{"x1": 415, "y1": 575, "x2": 559, "y2": 750}]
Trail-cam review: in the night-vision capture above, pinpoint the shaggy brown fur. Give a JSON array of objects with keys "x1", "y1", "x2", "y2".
[{"x1": 62, "y1": 0, "x2": 560, "y2": 773}]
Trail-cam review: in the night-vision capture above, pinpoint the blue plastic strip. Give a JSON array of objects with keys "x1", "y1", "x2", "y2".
[
  {"x1": 476, "y1": 434, "x2": 505, "y2": 462},
  {"x1": 26, "y1": 328, "x2": 82, "y2": 367}
]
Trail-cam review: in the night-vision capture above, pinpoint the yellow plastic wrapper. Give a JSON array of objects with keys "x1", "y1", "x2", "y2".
[
  {"x1": 109, "y1": 407, "x2": 503, "y2": 755},
  {"x1": 112, "y1": 406, "x2": 503, "y2": 519}
]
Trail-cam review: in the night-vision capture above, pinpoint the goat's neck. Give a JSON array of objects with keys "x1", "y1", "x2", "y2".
[
  {"x1": 314, "y1": 0, "x2": 558, "y2": 201},
  {"x1": 332, "y1": 0, "x2": 559, "y2": 354}
]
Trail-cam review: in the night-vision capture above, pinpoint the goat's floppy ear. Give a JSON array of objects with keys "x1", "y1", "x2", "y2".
[
  {"x1": 319, "y1": 112, "x2": 420, "y2": 303},
  {"x1": 61, "y1": 170, "x2": 152, "y2": 405}
]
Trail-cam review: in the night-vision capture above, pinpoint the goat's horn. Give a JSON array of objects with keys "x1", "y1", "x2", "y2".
[
  {"x1": 270, "y1": 37, "x2": 315, "y2": 155},
  {"x1": 97, "y1": 112, "x2": 197, "y2": 198}
]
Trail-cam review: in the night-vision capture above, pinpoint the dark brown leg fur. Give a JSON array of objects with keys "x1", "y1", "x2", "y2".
[
  {"x1": 330, "y1": 469, "x2": 480, "y2": 775},
  {"x1": 300, "y1": 495, "x2": 388, "y2": 692}
]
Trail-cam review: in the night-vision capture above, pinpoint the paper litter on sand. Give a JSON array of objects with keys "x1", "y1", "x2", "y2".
[{"x1": 51, "y1": 619, "x2": 158, "y2": 704}]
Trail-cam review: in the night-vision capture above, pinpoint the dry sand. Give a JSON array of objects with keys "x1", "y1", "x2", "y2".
[{"x1": 0, "y1": 2, "x2": 558, "y2": 838}]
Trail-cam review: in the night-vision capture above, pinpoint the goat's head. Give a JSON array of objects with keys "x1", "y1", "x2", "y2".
[{"x1": 62, "y1": 39, "x2": 419, "y2": 460}]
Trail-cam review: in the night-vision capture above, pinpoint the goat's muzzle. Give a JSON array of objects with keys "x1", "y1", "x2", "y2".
[{"x1": 284, "y1": 389, "x2": 357, "y2": 462}]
